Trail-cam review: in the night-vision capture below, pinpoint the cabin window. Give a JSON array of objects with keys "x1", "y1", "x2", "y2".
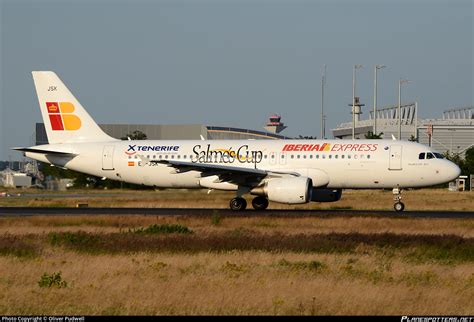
[
  {"x1": 329, "y1": 155, "x2": 332, "y2": 159},
  {"x1": 335, "y1": 155, "x2": 338, "y2": 159},
  {"x1": 183, "y1": 155, "x2": 187, "y2": 159},
  {"x1": 316, "y1": 155, "x2": 319, "y2": 159},
  {"x1": 322, "y1": 155, "x2": 326, "y2": 159},
  {"x1": 419, "y1": 153, "x2": 425, "y2": 160},
  {"x1": 426, "y1": 152, "x2": 435, "y2": 159},
  {"x1": 341, "y1": 155, "x2": 345, "y2": 159},
  {"x1": 264, "y1": 155, "x2": 268, "y2": 159},
  {"x1": 165, "y1": 155, "x2": 168, "y2": 159},
  {"x1": 177, "y1": 155, "x2": 181, "y2": 159},
  {"x1": 291, "y1": 155, "x2": 294, "y2": 159},
  {"x1": 281, "y1": 155, "x2": 285, "y2": 159},
  {"x1": 367, "y1": 155, "x2": 371, "y2": 159},
  {"x1": 271, "y1": 155, "x2": 275, "y2": 159},
  {"x1": 303, "y1": 155, "x2": 306, "y2": 159},
  {"x1": 297, "y1": 155, "x2": 300, "y2": 159},
  {"x1": 348, "y1": 155, "x2": 351, "y2": 159},
  {"x1": 309, "y1": 155, "x2": 313, "y2": 159}
]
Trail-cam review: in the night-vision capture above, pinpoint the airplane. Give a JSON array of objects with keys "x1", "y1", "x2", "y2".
[{"x1": 13, "y1": 71, "x2": 461, "y2": 212}]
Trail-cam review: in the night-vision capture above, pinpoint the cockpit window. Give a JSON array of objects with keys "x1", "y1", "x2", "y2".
[{"x1": 420, "y1": 151, "x2": 444, "y2": 160}]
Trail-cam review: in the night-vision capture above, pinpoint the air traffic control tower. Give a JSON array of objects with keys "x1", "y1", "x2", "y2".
[{"x1": 263, "y1": 114, "x2": 287, "y2": 134}]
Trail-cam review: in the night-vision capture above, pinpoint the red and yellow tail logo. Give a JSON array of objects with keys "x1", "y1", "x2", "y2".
[{"x1": 46, "y1": 102, "x2": 81, "y2": 131}]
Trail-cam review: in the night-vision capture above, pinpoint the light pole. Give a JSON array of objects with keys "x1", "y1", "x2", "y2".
[
  {"x1": 448, "y1": 128, "x2": 456, "y2": 154},
  {"x1": 398, "y1": 79, "x2": 411, "y2": 140},
  {"x1": 373, "y1": 65, "x2": 386, "y2": 136},
  {"x1": 321, "y1": 64, "x2": 326, "y2": 139},
  {"x1": 352, "y1": 64, "x2": 363, "y2": 139}
]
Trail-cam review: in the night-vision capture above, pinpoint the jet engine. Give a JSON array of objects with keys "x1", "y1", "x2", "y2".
[
  {"x1": 310, "y1": 188, "x2": 342, "y2": 202},
  {"x1": 251, "y1": 177, "x2": 313, "y2": 204}
]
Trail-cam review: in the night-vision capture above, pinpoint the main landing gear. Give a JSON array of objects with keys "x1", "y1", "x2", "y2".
[
  {"x1": 229, "y1": 197, "x2": 247, "y2": 211},
  {"x1": 229, "y1": 196, "x2": 269, "y2": 211},
  {"x1": 392, "y1": 187, "x2": 405, "y2": 212},
  {"x1": 251, "y1": 196, "x2": 269, "y2": 211}
]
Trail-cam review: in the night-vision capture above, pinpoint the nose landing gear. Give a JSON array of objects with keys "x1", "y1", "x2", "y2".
[{"x1": 392, "y1": 187, "x2": 405, "y2": 212}]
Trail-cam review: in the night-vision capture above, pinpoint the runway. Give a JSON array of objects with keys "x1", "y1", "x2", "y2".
[{"x1": 0, "y1": 207, "x2": 472, "y2": 218}]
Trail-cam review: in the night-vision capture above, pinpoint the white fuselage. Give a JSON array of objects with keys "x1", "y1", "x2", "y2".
[{"x1": 26, "y1": 139, "x2": 460, "y2": 190}]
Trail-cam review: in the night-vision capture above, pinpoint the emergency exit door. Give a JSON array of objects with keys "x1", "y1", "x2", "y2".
[
  {"x1": 102, "y1": 146, "x2": 115, "y2": 170},
  {"x1": 389, "y1": 145, "x2": 402, "y2": 170}
]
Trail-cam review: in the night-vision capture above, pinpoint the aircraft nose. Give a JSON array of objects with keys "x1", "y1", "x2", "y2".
[{"x1": 446, "y1": 161, "x2": 461, "y2": 181}]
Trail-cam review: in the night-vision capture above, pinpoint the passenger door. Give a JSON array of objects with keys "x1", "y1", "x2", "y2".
[
  {"x1": 389, "y1": 145, "x2": 402, "y2": 170},
  {"x1": 102, "y1": 145, "x2": 115, "y2": 170}
]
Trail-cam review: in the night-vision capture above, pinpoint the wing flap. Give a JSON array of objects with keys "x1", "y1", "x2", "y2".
[
  {"x1": 153, "y1": 159, "x2": 266, "y2": 175},
  {"x1": 151, "y1": 159, "x2": 300, "y2": 186}
]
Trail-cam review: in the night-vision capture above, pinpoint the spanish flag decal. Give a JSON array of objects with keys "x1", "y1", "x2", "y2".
[
  {"x1": 46, "y1": 102, "x2": 81, "y2": 131},
  {"x1": 128, "y1": 161, "x2": 135, "y2": 167}
]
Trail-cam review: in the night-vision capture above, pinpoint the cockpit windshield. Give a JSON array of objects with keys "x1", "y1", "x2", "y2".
[{"x1": 418, "y1": 152, "x2": 445, "y2": 160}]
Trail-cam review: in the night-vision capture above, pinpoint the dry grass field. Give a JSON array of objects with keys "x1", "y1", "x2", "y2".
[
  {"x1": 0, "y1": 212, "x2": 473, "y2": 315},
  {"x1": 1, "y1": 188, "x2": 473, "y2": 211},
  {"x1": 0, "y1": 189, "x2": 472, "y2": 315}
]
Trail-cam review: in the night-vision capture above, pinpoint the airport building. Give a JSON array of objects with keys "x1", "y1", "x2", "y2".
[
  {"x1": 35, "y1": 115, "x2": 291, "y2": 145},
  {"x1": 0, "y1": 169, "x2": 32, "y2": 188},
  {"x1": 332, "y1": 103, "x2": 474, "y2": 156}
]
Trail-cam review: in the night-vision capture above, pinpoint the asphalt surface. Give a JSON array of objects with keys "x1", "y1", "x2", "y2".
[{"x1": 0, "y1": 207, "x2": 472, "y2": 218}]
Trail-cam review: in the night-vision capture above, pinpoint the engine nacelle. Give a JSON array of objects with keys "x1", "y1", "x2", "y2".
[
  {"x1": 251, "y1": 177, "x2": 313, "y2": 204},
  {"x1": 311, "y1": 188, "x2": 342, "y2": 202}
]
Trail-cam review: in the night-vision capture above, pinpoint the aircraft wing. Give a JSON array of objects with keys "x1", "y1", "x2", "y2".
[{"x1": 152, "y1": 159, "x2": 300, "y2": 185}]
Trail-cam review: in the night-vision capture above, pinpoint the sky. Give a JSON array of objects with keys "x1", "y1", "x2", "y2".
[{"x1": 0, "y1": 0, "x2": 472, "y2": 160}]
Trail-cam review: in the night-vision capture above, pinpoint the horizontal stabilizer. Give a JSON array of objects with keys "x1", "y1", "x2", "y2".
[{"x1": 12, "y1": 147, "x2": 77, "y2": 157}]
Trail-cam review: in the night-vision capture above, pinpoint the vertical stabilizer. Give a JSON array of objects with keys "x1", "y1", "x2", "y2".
[{"x1": 32, "y1": 71, "x2": 116, "y2": 144}]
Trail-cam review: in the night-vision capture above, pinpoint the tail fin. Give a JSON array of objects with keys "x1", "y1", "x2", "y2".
[{"x1": 32, "y1": 71, "x2": 116, "y2": 144}]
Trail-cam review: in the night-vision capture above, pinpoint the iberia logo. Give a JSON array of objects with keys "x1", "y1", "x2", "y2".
[{"x1": 46, "y1": 102, "x2": 81, "y2": 131}]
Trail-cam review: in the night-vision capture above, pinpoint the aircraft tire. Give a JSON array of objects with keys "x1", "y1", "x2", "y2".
[
  {"x1": 394, "y1": 202, "x2": 405, "y2": 212},
  {"x1": 230, "y1": 197, "x2": 247, "y2": 211},
  {"x1": 252, "y1": 196, "x2": 269, "y2": 210}
]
